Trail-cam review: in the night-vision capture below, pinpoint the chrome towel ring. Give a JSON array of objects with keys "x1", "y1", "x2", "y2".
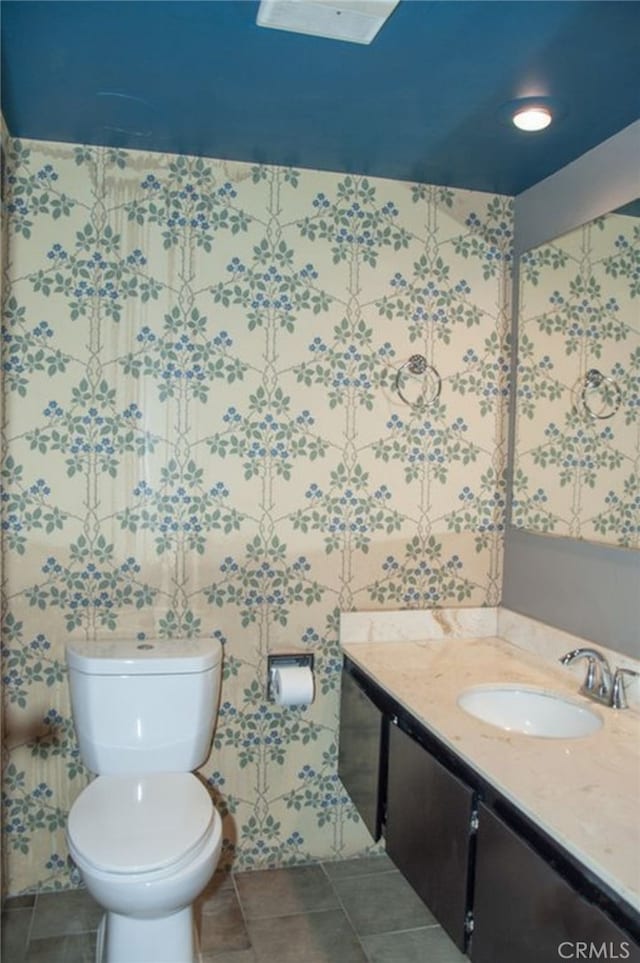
[
  {"x1": 394, "y1": 354, "x2": 442, "y2": 409},
  {"x1": 580, "y1": 368, "x2": 622, "y2": 421}
]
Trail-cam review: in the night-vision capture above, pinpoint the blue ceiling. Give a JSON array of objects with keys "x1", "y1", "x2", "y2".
[{"x1": 1, "y1": 0, "x2": 639, "y2": 196}]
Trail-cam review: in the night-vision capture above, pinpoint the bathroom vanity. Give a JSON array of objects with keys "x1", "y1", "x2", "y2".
[{"x1": 338, "y1": 609, "x2": 640, "y2": 962}]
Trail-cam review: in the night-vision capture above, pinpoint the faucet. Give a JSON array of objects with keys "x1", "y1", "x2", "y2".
[
  {"x1": 560, "y1": 648, "x2": 638, "y2": 709},
  {"x1": 560, "y1": 648, "x2": 613, "y2": 706}
]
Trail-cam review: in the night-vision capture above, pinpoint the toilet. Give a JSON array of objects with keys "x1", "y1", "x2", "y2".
[{"x1": 65, "y1": 638, "x2": 223, "y2": 963}]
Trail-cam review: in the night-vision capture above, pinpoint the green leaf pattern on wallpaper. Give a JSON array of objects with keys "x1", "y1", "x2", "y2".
[{"x1": 1, "y1": 138, "x2": 511, "y2": 893}]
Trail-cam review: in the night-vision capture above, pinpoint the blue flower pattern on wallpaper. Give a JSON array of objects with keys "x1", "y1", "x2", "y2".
[
  {"x1": 513, "y1": 212, "x2": 639, "y2": 547},
  {"x1": 2, "y1": 138, "x2": 511, "y2": 893}
]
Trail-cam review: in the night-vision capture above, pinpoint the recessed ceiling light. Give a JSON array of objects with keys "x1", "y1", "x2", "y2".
[{"x1": 512, "y1": 105, "x2": 553, "y2": 132}]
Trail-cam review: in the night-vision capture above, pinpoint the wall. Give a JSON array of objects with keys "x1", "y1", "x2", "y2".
[
  {"x1": 1, "y1": 138, "x2": 511, "y2": 894},
  {"x1": 504, "y1": 121, "x2": 640, "y2": 655}
]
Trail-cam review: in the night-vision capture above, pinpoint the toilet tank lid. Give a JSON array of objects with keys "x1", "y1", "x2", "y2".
[{"x1": 66, "y1": 638, "x2": 222, "y2": 675}]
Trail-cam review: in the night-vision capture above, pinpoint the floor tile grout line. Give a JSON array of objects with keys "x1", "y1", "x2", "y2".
[
  {"x1": 28, "y1": 926, "x2": 100, "y2": 940},
  {"x1": 24, "y1": 892, "x2": 37, "y2": 954},
  {"x1": 323, "y1": 862, "x2": 377, "y2": 963},
  {"x1": 0, "y1": 902, "x2": 36, "y2": 962},
  {"x1": 319, "y1": 859, "x2": 399, "y2": 885},
  {"x1": 367, "y1": 921, "x2": 443, "y2": 937},
  {"x1": 229, "y1": 868, "x2": 258, "y2": 960}
]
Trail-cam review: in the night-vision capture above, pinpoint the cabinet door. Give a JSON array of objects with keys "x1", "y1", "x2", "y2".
[
  {"x1": 385, "y1": 721, "x2": 475, "y2": 951},
  {"x1": 471, "y1": 804, "x2": 640, "y2": 963},
  {"x1": 338, "y1": 667, "x2": 385, "y2": 841}
]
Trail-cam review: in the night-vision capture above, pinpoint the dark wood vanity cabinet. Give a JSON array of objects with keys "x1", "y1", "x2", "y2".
[
  {"x1": 338, "y1": 660, "x2": 640, "y2": 962},
  {"x1": 471, "y1": 804, "x2": 640, "y2": 963},
  {"x1": 337, "y1": 664, "x2": 475, "y2": 950},
  {"x1": 386, "y1": 721, "x2": 475, "y2": 951},
  {"x1": 337, "y1": 666, "x2": 386, "y2": 841}
]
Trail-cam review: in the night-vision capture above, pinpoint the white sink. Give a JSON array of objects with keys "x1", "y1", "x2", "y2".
[{"x1": 457, "y1": 685, "x2": 602, "y2": 738}]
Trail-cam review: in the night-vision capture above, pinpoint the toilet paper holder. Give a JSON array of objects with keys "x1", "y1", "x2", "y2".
[{"x1": 267, "y1": 651, "x2": 315, "y2": 702}]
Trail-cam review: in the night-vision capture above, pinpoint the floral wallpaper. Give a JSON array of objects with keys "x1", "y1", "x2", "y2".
[
  {"x1": 513, "y1": 211, "x2": 640, "y2": 548},
  {"x1": 1, "y1": 137, "x2": 511, "y2": 895}
]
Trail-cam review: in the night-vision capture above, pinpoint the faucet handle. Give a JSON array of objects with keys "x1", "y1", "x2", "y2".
[{"x1": 611, "y1": 667, "x2": 639, "y2": 710}]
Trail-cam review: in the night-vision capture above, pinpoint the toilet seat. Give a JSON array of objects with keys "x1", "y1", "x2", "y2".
[{"x1": 68, "y1": 772, "x2": 214, "y2": 876}]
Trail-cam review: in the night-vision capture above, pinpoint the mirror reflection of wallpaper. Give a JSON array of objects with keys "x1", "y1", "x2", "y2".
[{"x1": 513, "y1": 208, "x2": 639, "y2": 548}]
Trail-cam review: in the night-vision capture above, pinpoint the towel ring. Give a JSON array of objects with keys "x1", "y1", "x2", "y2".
[
  {"x1": 394, "y1": 354, "x2": 442, "y2": 409},
  {"x1": 581, "y1": 368, "x2": 622, "y2": 421}
]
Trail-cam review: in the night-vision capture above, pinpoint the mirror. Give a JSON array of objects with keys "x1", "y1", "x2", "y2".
[{"x1": 512, "y1": 200, "x2": 639, "y2": 549}]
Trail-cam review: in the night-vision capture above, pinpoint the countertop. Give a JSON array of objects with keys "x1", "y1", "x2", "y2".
[{"x1": 341, "y1": 630, "x2": 640, "y2": 914}]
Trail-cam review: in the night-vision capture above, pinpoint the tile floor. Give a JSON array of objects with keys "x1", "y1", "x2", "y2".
[{"x1": 1, "y1": 854, "x2": 467, "y2": 963}]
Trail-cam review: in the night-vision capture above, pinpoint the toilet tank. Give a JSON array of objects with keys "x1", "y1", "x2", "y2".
[{"x1": 66, "y1": 638, "x2": 222, "y2": 775}]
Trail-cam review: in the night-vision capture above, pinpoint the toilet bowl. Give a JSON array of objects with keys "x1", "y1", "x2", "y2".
[{"x1": 67, "y1": 772, "x2": 222, "y2": 963}]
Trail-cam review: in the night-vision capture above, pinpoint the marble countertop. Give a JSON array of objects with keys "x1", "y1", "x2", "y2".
[{"x1": 340, "y1": 611, "x2": 640, "y2": 914}]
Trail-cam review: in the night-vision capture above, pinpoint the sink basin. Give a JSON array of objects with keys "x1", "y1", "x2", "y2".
[{"x1": 457, "y1": 685, "x2": 602, "y2": 738}]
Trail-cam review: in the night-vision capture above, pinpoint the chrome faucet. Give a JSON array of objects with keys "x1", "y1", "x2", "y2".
[
  {"x1": 560, "y1": 648, "x2": 613, "y2": 706},
  {"x1": 560, "y1": 648, "x2": 638, "y2": 709}
]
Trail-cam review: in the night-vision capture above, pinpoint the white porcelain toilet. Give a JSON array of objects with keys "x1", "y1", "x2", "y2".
[{"x1": 65, "y1": 638, "x2": 223, "y2": 963}]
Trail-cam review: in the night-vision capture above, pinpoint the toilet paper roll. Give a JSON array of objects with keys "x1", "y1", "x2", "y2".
[{"x1": 272, "y1": 666, "x2": 315, "y2": 706}]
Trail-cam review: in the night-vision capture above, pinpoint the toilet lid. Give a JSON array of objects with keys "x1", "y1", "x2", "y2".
[{"x1": 68, "y1": 772, "x2": 214, "y2": 875}]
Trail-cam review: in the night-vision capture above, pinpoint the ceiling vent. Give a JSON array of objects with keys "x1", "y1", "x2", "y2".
[{"x1": 257, "y1": 0, "x2": 399, "y2": 45}]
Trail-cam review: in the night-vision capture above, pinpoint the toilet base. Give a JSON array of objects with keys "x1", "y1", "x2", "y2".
[{"x1": 97, "y1": 906, "x2": 200, "y2": 963}]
